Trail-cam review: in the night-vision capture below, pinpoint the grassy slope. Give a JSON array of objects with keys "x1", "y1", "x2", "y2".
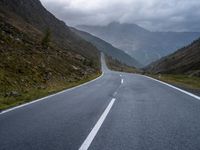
[
  {"x1": 148, "y1": 74, "x2": 200, "y2": 94},
  {"x1": 105, "y1": 55, "x2": 138, "y2": 73},
  {"x1": 145, "y1": 38, "x2": 200, "y2": 94},
  {"x1": 0, "y1": 8, "x2": 101, "y2": 110},
  {"x1": 146, "y1": 38, "x2": 200, "y2": 75},
  {"x1": 0, "y1": 73, "x2": 100, "y2": 110}
]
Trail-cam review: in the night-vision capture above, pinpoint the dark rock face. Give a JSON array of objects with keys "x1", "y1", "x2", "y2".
[{"x1": 0, "y1": 0, "x2": 65, "y2": 31}]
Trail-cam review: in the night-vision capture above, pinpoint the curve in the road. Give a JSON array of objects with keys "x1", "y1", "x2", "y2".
[{"x1": 1, "y1": 54, "x2": 200, "y2": 150}]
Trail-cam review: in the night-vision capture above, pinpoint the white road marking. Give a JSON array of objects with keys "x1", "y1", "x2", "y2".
[
  {"x1": 121, "y1": 79, "x2": 124, "y2": 84},
  {"x1": 120, "y1": 74, "x2": 122, "y2": 77},
  {"x1": 79, "y1": 98, "x2": 116, "y2": 150},
  {"x1": 144, "y1": 75, "x2": 200, "y2": 100},
  {"x1": 0, "y1": 72, "x2": 104, "y2": 115}
]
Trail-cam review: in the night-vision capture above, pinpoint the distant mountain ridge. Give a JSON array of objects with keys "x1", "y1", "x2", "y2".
[
  {"x1": 146, "y1": 38, "x2": 200, "y2": 76},
  {"x1": 78, "y1": 22, "x2": 200, "y2": 66},
  {"x1": 71, "y1": 27, "x2": 141, "y2": 68}
]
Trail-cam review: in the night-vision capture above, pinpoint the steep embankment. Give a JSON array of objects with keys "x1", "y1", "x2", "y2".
[
  {"x1": 146, "y1": 38, "x2": 200, "y2": 94},
  {"x1": 0, "y1": 0, "x2": 101, "y2": 110},
  {"x1": 147, "y1": 38, "x2": 200, "y2": 75}
]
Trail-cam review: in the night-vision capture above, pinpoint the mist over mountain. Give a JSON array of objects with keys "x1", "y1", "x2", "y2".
[
  {"x1": 78, "y1": 22, "x2": 200, "y2": 66},
  {"x1": 41, "y1": 0, "x2": 200, "y2": 32},
  {"x1": 71, "y1": 27, "x2": 141, "y2": 68}
]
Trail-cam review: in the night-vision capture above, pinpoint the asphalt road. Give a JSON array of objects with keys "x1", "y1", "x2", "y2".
[{"x1": 1, "y1": 56, "x2": 200, "y2": 150}]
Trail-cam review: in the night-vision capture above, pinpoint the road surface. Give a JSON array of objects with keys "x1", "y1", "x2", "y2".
[{"x1": 1, "y1": 55, "x2": 200, "y2": 150}]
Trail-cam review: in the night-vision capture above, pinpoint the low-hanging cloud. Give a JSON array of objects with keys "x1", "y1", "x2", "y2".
[{"x1": 40, "y1": 0, "x2": 200, "y2": 32}]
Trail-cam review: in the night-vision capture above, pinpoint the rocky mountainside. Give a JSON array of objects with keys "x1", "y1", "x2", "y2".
[
  {"x1": 78, "y1": 22, "x2": 200, "y2": 66},
  {"x1": 146, "y1": 38, "x2": 200, "y2": 76},
  {"x1": 0, "y1": 0, "x2": 100, "y2": 110},
  {"x1": 71, "y1": 28, "x2": 141, "y2": 68},
  {"x1": 0, "y1": 0, "x2": 99, "y2": 60}
]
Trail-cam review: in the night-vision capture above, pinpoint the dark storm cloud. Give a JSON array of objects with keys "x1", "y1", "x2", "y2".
[{"x1": 40, "y1": 0, "x2": 200, "y2": 31}]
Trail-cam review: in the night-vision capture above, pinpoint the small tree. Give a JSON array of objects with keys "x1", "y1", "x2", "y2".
[{"x1": 41, "y1": 28, "x2": 51, "y2": 49}]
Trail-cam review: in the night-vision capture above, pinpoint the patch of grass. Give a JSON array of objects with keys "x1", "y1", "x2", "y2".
[
  {"x1": 148, "y1": 74, "x2": 200, "y2": 90},
  {"x1": 0, "y1": 73, "x2": 101, "y2": 111},
  {"x1": 0, "y1": 17, "x2": 101, "y2": 111}
]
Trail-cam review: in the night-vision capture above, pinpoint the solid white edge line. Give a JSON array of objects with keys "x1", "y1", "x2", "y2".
[
  {"x1": 79, "y1": 98, "x2": 116, "y2": 150},
  {"x1": 0, "y1": 72, "x2": 104, "y2": 115},
  {"x1": 143, "y1": 75, "x2": 200, "y2": 100}
]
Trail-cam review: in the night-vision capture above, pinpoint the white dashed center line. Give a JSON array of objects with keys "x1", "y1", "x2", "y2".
[
  {"x1": 79, "y1": 98, "x2": 116, "y2": 150},
  {"x1": 121, "y1": 79, "x2": 124, "y2": 84}
]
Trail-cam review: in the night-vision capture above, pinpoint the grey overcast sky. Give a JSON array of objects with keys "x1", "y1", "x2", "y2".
[{"x1": 40, "y1": 0, "x2": 200, "y2": 32}]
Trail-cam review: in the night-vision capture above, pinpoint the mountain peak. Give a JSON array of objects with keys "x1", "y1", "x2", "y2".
[
  {"x1": 106, "y1": 21, "x2": 148, "y2": 32},
  {"x1": 107, "y1": 21, "x2": 121, "y2": 26}
]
